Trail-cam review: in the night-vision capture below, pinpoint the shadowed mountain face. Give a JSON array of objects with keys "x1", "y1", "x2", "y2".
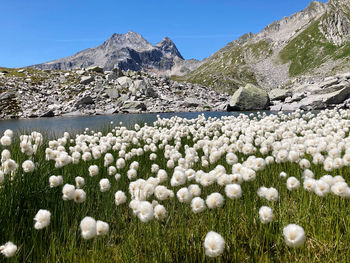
[
  {"x1": 31, "y1": 31, "x2": 199, "y2": 75},
  {"x1": 180, "y1": 0, "x2": 350, "y2": 93}
]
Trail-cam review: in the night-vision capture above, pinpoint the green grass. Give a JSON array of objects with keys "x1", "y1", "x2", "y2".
[
  {"x1": 0, "y1": 113, "x2": 350, "y2": 262},
  {"x1": 173, "y1": 40, "x2": 272, "y2": 93}
]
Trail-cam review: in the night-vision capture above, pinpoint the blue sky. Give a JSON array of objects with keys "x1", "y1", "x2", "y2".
[{"x1": 1, "y1": 0, "x2": 327, "y2": 68}]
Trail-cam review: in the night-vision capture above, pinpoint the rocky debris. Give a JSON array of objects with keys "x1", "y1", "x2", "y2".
[
  {"x1": 269, "y1": 73, "x2": 350, "y2": 111},
  {"x1": 227, "y1": 84, "x2": 270, "y2": 111},
  {"x1": 0, "y1": 67, "x2": 230, "y2": 120}
]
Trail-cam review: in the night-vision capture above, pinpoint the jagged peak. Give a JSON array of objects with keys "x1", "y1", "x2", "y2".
[{"x1": 155, "y1": 37, "x2": 183, "y2": 59}]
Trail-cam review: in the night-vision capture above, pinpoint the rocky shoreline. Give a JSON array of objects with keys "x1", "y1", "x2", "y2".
[{"x1": 0, "y1": 67, "x2": 229, "y2": 120}]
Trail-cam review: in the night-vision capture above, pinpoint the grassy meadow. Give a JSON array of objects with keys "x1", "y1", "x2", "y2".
[{"x1": 0, "y1": 110, "x2": 350, "y2": 262}]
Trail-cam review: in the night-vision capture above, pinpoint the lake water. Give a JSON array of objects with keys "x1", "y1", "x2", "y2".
[{"x1": 0, "y1": 111, "x2": 263, "y2": 136}]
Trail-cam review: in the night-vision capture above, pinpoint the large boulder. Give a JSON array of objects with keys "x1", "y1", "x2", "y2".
[
  {"x1": 75, "y1": 96, "x2": 94, "y2": 107},
  {"x1": 227, "y1": 84, "x2": 270, "y2": 111}
]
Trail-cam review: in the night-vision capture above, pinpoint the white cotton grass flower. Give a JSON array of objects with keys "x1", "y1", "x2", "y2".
[
  {"x1": 177, "y1": 188, "x2": 192, "y2": 203},
  {"x1": 259, "y1": 206, "x2": 274, "y2": 224},
  {"x1": 331, "y1": 182, "x2": 350, "y2": 198},
  {"x1": 0, "y1": 241, "x2": 17, "y2": 258},
  {"x1": 108, "y1": 166, "x2": 117, "y2": 176},
  {"x1": 191, "y1": 197, "x2": 206, "y2": 213},
  {"x1": 299, "y1": 159, "x2": 310, "y2": 170},
  {"x1": 34, "y1": 209, "x2": 51, "y2": 230},
  {"x1": 80, "y1": 216, "x2": 97, "y2": 240},
  {"x1": 320, "y1": 175, "x2": 334, "y2": 186},
  {"x1": 265, "y1": 187, "x2": 279, "y2": 201},
  {"x1": 1, "y1": 149, "x2": 10, "y2": 162},
  {"x1": 302, "y1": 169, "x2": 314, "y2": 179},
  {"x1": 127, "y1": 169, "x2": 137, "y2": 180},
  {"x1": 82, "y1": 152, "x2": 92, "y2": 162},
  {"x1": 206, "y1": 192, "x2": 224, "y2": 209},
  {"x1": 157, "y1": 169, "x2": 168, "y2": 183},
  {"x1": 104, "y1": 153, "x2": 114, "y2": 167},
  {"x1": 314, "y1": 180, "x2": 330, "y2": 197},
  {"x1": 115, "y1": 191, "x2": 127, "y2": 205},
  {"x1": 225, "y1": 184, "x2": 242, "y2": 199},
  {"x1": 137, "y1": 201, "x2": 154, "y2": 223},
  {"x1": 99, "y1": 178, "x2": 111, "y2": 192},
  {"x1": 49, "y1": 175, "x2": 63, "y2": 188},
  {"x1": 279, "y1": 172, "x2": 287, "y2": 179},
  {"x1": 115, "y1": 173, "x2": 121, "y2": 181},
  {"x1": 96, "y1": 220, "x2": 109, "y2": 236},
  {"x1": 0, "y1": 135, "x2": 12, "y2": 146},
  {"x1": 283, "y1": 224, "x2": 306, "y2": 248},
  {"x1": 75, "y1": 176, "x2": 85, "y2": 188},
  {"x1": 62, "y1": 184, "x2": 75, "y2": 201},
  {"x1": 116, "y1": 158, "x2": 126, "y2": 169},
  {"x1": 4, "y1": 129, "x2": 13, "y2": 138},
  {"x1": 130, "y1": 161, "x2": 139, "y2": 170},
  {"x1": 188, "y1": 184, "x2": 201, "y2": 197},
  {"x1": 154, "y1": 204, "x2": 167, "y2": 220},
  {"x1": 74, "y1": 189, "x2": 86, "y2": 203},
  {"x1": 303, "y1": 178, "x2": 316, "y2": 192},
  {"x1": 286, "y1": 177, "x2": 300, "y2": 191},
  {"x1": 3, "y1": 159, "x2": 18, "y2": 174},
  {"x1": 88, "y1": 165, "x2": 99, "y2": 177},
  {"x1": 204, "y1": 231, "x2": 225, "y2": 257},
  {"x1": 257, "y1": 186, "x2": 268, "y2": 198},
  {"x1": 151, "y1": 164, "x2": 159, "y2": 173}
]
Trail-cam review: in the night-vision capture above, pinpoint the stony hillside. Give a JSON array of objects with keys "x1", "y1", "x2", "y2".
[
  {"x1": 0, "y1": 67, "x2": 228, "y2": 120},
  {"x1": 31, "y1": 31, "x2": 201, "y2": 76},
  {"x1": 178, "y1": 0, "x2": 350, "y2": 94}
]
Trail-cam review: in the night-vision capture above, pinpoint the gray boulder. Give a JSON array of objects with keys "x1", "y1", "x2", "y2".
[
  {"x1": 269, "y1": 89, "x2": 292, "y2": 101},
  {"x1": 121, "y1": 101, "x2": 146, "y2": 112},
  {"x1": 75, "y1": 96, "x2": 94, "y2": 107},
  {"x1": 227, "y1": 84, "x2": 270, "y2": 111},
  {"x1": 117, "y1": 76, "x2": 133, "y2": 88},
  {"x1": 105, "y1": 88, "x2": 119, "y2": 99}
]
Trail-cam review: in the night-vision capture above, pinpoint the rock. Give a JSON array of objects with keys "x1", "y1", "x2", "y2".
[
  {"x1": 75, "y1": 96, "x2": 94, "y2": 107},
  {"x1": 117, "y1": 76, "x2": 133, "y2": 88},
  {"x1": 40, "y1": 110, "x2": 55, "y2": 118},
  {"x1": 105, "y1": 88, "x2": 119, "y2": 99},
  {"x1": 269, "y1": 89, "x2": 292, "y2": 101},
  {"x1": 227, "y1": 84, "x2": 270, "y2": 111},
  {"x1": 323, "y1": 87, "x2": 350, "y2": 104},
  {"x1": 106, "y1": 72, "x2": 117, "y2": 81},
  {"x1": 80, "y1": 75, "x2": 94, "y2": 85},
  {"x1": 87, "y1": 66, "x2": 104, "y2": 73},
  {"x1": 121, "y1": 101, "x2": 147, "y2": 112}
]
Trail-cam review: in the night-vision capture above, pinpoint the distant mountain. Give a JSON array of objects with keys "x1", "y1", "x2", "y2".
[
  {"x1": 179, "y1": 0, "x2": 350, "y2": 93},
  {"x1": 31, "y1": 31, "x2": 201, "y2": 75}
]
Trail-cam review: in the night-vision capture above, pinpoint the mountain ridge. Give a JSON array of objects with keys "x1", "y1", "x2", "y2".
[
  {"x1": 178, "y1": 0, "x2": 350, "y2": 94},
  {"x1": 31, "y1": 31, "x2": 200, "y2": 75}
]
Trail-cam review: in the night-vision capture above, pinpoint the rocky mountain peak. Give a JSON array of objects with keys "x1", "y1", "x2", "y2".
[
  {"x1": 156, "y1": 37, "x2": 184, "y2": 59},
  {"x1": 104, "y1": 31, "x2": 152, "y2": 51}
]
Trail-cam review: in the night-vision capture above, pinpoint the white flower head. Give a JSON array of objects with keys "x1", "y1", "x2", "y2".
[
  {"x1": 204, "y1": 231, "x2": 225, "y2": 257},
  {"x1": 191, "y1": 197, "x2": 206, "y2": 213},
  {"x1": 283, "y1": 224, "x2": 306, "y2": 248},
  {"x1": 259, "y1": 206, "x2": 274, "y2": 224},
  {"x1": 99, "y1": 178, "x2": 111, "y2": 192},
  {"x1": 225, "y1": 184, "x2": 242, "y2": 199},
  {"x1": 96, "y1": 220, "x2": 109, "y2": 236},
  {"x1": 34, "y1": 209, "x2": 51, "y2": 230},
  {"x1": 0, "y1": 241, "x2": 17, "y2": 258},
  {"x1": 80, "y1": 216, "x2": 97, "y2": 240}
]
